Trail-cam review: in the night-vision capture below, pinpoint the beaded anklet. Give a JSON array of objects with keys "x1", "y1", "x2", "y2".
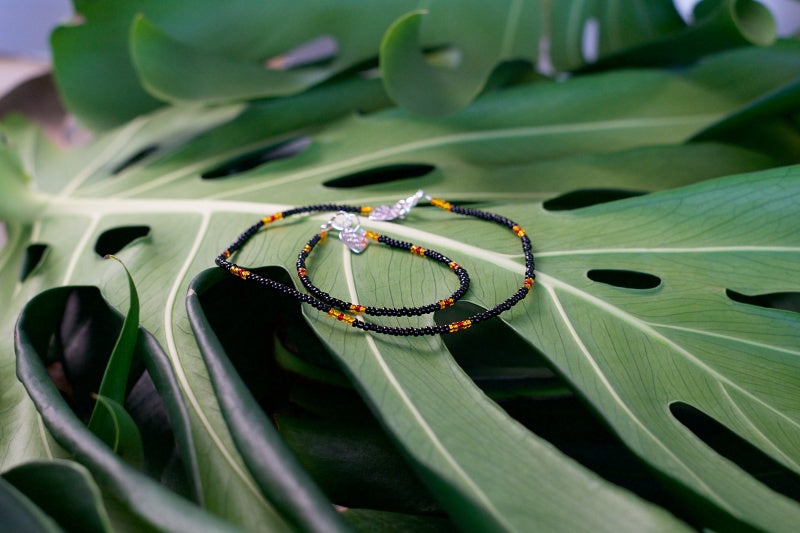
[
  {"x1": 296, "y1": 212, "x2": 470, "y2": 317},
  {"x1": 216, "y1": 191, "x2": 535, "y2": 336}
]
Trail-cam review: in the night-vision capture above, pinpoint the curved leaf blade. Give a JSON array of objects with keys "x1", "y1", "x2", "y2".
[
  {"x1": 11, "y1": 286, "x2": 260, "y2": 531},
  {"x1": 92, "y1": 256, "x2": 139, "y2": 405},
  {"x1": 90, "y1": 394, "x2": 144, "y2": 469},
  {"x1": 186, "y1": 270, "x2": 353, "y2": 533},
  {"x1": 2, "y1": 460, "x2": 113, "y2": 533},
  {"x1": 0, "y1": 477, "x2": 61, "y2": 533}
]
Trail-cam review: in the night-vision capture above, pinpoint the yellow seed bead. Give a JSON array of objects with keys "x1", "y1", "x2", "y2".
[
  {"x1": 438, "y1": 298, "x2": 454, "y2": 310},
  {"x1": 303, "y1": 244, "x2": 312, "y2": 253},
  {"x1": 431, "y1": 198, "x2": 452, "y2": 211},
  {"x1": 361, "y1": 206, "x2": 373, "y2": 215},
  {"x1": 223, "y1": 250, "x2": 231, "y2": 258},
  {"x1": 365, "y1": 231, "x2": 380, "y2": 241},
  {"x1": 262, "y1": 212, "x2": 283, "y2": 224},
  {"x1": 449, "y1": 261, "x2": 459, "y2": 270}
]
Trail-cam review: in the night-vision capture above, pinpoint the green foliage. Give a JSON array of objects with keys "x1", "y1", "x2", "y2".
[
  {"x1": 2, "y1": 461, "x2": 113, "y2": 533},
  {"x1": 2, "y1": 1, "x2": 800, "y2": 532},
  {"x1": 86, "y1": 256, "x2": 144, "y2": 464}
]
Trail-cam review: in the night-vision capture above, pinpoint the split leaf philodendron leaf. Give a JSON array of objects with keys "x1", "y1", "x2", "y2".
[
  {"x1": 13, "y1": 286, "x2": 253, "y2": 532},
  {"x1": 2, "y1": 42, "x2": 800, "y2": 531},
  {"x1": 53, "y1": 0, "x2": 414, "y2": 129},
  {"x1": 0, "y1": 477, "x2": 61, "y2": 533},
  {"x1": 90, "y1": 394, "x2": 144, "y2": 469},
  {"x1": 2, "y1": 460, "x2": 113, "y2": 533},
  {"x1": 577, "y1": 0, "x2": 776, "y2": 73},
  {"x1": 56, "y1": 0, "x2": 713, "y2": 128},
  {"x1": 86, "y1": 255, "x2": 145, "y2": 467},
  {"x1": 92, "y1": 256, "x2": 139, "y2": 405}
]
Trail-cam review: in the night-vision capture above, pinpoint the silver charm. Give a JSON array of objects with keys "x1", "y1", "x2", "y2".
[
  {"x1": 369, "y1": 190, "x2": 429, "y2": 221},
  {"x1": 340, "y1": 227, "x2": 368, "y2": 253},
  {"x1": 327, "y1": 211, "x2": 368, "y2": 253}
]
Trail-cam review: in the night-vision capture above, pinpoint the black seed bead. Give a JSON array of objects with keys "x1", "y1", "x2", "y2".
[{"x1": 218, "y1": 198, "x2": 535, "y2": 337}]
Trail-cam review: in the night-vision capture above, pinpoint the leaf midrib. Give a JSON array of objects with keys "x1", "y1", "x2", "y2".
[{"x1": 537, "y1": 246, "x2": 800, "y2": 256}]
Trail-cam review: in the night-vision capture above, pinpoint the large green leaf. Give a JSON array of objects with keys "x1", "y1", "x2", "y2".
[
  {"x1": 54, "y1": 0, "x2": 702, "y2": 128},
  {"x1": 60, "y1": 44, "x2": 800, "y2": 205},
  {"x1": 3, "y1": 45, "x2": 800, "y2": 530},
  {"x1": 13, "y1": 286, "x2": 248, "y2": 531},
  {"x1": 0, "y1": 476, "x2": 61, "y2": 533},
  {"x1": 2, "y1": 460, "x2": 112, "y2": 533}
]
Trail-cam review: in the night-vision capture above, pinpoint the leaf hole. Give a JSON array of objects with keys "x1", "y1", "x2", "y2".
[
  {"x1": 424, "y1": 44, "x2": 463, "y2": 70},
  {"x1": 581, "y1": 17, "x2": 600, "y2": 63},
  {"x1": 438, "y1": 305, "x2": 691, "y2": 521},
  {"x1": 323, "y1": 164, "x2": 436, "y2": 189},
  {"x1": 726, "y1": 289, "x2": 800, "y2": 314},
  {"x1": 201, "y1": 137, "x2": 311, "y2": 179},
  {"x1": 588, "y1": 269, "x2": 662, "y2": 290},
  {"x1": 265, "y1": 35, "x2": 339, "y2": 70},
  {"x1": 436, "y1": 301, "x2": 565, "y2": 396},
  {"x1": 670, "y1": 401, "x2": 800, "y2": 502},
  {"x1": 94, "y1": 226, "x2": 151, "y2": 257},
  {"x1": 19, "y1": 243, "x2": 49, "y2": 281},
  {"x1": 542, "y1": 189, "x2": 647, "y2": 211},
  {"x1": 111, "y1": 145, "x2": 159, "y2": 175}
]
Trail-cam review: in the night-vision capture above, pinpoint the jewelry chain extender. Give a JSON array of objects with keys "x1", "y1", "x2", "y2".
[{"x1": 215, "y1": 191, "x2": 535, "y2": 336}]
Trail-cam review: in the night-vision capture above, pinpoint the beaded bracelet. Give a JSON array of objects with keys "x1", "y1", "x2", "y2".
[
  {"x1": 296, "y1": 211, "x2": 471, "y2": 317},
  {"x1": 216, "y1": 191, "x2": 535, "y2": 336}
]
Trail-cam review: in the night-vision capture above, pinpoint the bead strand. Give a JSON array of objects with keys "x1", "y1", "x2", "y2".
[
  {"x1": 296, "y1": 229, "x2": 470, "y2": 317},
  {"x1": 216, "y1": 194, "x2": 535, "y2": 336}
]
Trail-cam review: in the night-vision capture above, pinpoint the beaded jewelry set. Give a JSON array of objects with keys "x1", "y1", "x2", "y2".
[{"x1": 216, "y1": 191, "x2": 535, "y2": 336}]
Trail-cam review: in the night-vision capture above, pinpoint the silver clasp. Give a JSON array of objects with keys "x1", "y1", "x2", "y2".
[{"x1": 323, "y1": 211, "x2": 368, "y2": 253}]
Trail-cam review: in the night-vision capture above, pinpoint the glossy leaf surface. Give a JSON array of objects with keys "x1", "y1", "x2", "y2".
[
  {"x1": 53, "y1": 0, "x2": 707, "y2": 127},
  {"x1": 2, "y1": 460, "x2": 112, "y2": 533},
  {"x1": 3, "y1": 42, "x2": 800, "y2": 532}
]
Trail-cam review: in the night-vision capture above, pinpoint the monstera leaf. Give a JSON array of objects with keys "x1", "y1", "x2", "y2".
[
  {"x1": 2, "y1": 42, "x2": 800, "y2": 531},
  {"x1": 52, "y1": 0, "x2": 775, "y2": 128}
]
